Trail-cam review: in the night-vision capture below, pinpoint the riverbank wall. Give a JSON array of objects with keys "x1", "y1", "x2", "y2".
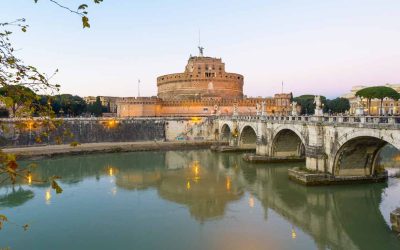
[
  {"x1": 0, "y1": 117, "x2": 217, "y2": 147},
  {"x1": 3, "y1": 141, "x2": 224, "y2": 160}
]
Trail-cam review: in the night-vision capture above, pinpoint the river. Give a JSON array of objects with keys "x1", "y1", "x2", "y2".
[{"x1": 0, "y1": 150, "x2": 400, "y2": 250}]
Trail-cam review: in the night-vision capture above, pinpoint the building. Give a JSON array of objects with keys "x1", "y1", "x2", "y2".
[
  {"x1": 342, "y1": 84, "x2": 400, "y2": 115},
  {"x1": 117, "y1": 50, "x2": 292, "y2": 117},
  {"x1": 84, "y1": 96, "x2": 118, "y2": 113},
  {"x1": 157, "y1": 56, "x2": 243, "y2": 100}
]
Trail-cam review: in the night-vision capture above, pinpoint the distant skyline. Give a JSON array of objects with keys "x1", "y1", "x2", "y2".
[{"x1": 2, "y1": 0, "x2": 400, "y2": 98}]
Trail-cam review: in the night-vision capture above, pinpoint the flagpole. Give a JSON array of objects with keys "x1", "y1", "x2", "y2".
[{"x1": 138, "y1": 79, "x2": 141, "y2": 97}]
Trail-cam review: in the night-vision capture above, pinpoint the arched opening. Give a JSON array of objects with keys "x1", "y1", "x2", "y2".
[
  {"x1": 333, "y1": 136, "x2": 400, "y2": 177},
  {"x1": 272, "y1": 129, "x2": 305, "y2": 157},
  {"x1": 239, "y1": 126, "x2": 257, "y2": 149},
  {"x1": 220, "y1": 124, "x2": 231, "y2": 142}
]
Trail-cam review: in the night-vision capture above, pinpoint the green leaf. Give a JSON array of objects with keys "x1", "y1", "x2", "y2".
[
  {"x1": 94, "y1": 0, "x2": 103, "y2": 3},
  {"x1": 78, "y1": 4, "x2": 88, "y2": 10}
]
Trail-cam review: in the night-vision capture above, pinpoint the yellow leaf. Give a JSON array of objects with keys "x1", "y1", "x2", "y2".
[
  {"x1": 0, "y1": 214, "x2": 8, "y2": 222},
  {"x1": 82, "y1": 16, "x2": 90, "y2": 28}
]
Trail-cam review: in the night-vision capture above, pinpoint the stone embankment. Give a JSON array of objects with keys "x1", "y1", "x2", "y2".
[
  {"x1": 210, "y1": 145, "x2": 254, "y2": 153},
  {"x1": 3, "y1": 141, "x2": 220, "y2": 160},
  {"x1": 242, "y1": 153, "x2": 305, "y2": 163},
  {"x1": 288, "y1": 167, "x2": 388, "y2": 185}
]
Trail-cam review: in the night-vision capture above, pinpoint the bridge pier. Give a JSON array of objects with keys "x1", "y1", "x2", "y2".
[{"x1": 305, "y1": 146, "x2": 327, "y2": 172}]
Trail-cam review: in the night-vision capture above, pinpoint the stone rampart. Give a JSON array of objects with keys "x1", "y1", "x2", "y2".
[
  {"x1": 0, "y1": 117, "x2": 216, "y2": 147},
  {"x1": 0, "y1": 118, "x2": 166, "y2": 147}
]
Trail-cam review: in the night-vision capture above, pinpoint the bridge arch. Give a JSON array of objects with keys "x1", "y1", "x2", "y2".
[
  {"x1": 271, "y1": 127, "x2": 305, "y2": 157},
  {"x1": 333, "y1": 131, "x2": 400, "y2": 177},
  {"x1": 220, "y1": 124, "x2": 232, "y2": 142},
  {"x1": 239, "y1": 125, "x2": 257, "y2": 149}
]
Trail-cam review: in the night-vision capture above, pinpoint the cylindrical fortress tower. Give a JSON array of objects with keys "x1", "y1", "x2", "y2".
[{"x1": 157, "y1": 56, "x2": 244, "y2": 100}]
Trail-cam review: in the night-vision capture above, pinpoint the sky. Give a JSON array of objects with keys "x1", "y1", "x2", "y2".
[{"x1": 2, "y1": 0, "x2": 400, "y2": 98}]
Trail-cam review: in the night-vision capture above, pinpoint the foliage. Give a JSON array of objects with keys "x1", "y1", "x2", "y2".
[
  {"x1": 293, "y1": 95, "x2": 327, "y2": 115},
  {"x1": 355, "y1": 86, "x2": 400, "y2": 101},
  {"x1": 0, "y1": 108, "x2": 9, "y2": 118},
  {"x1": 34, "y1": 0, "x2": 103, "y2": 28},
  {"x1": 87, "y1": 96, "x2": 105, "y2": 117},
  {"x1": 325, "y1": 98, "x2": 350, "y2": 114},
  {"x1": 0, "y1": 85, "x2": 39, "y2": 117},
  {"x1": 39, "y1": 94, "x2": 87, "y2": 117},
  {"x1": 293, "y1": 95, "x2": 350, "y2": 114},
  {"x1": 356, "y1": 86, "x2": 400, "y2": 115},
  {"x1": 70, "y1": 141, "x2": 81, "y2": 147},
  {"x1": 0, "y1": 0, "x2": 103, "y2": 232}
]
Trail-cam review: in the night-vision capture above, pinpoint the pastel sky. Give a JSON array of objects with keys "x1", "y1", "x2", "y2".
[{"x1": 2, "y1": 0, "x2": 400, "y2": 98}]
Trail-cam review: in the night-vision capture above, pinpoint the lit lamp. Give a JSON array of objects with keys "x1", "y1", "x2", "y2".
[{"x1": 102, "y1": 119, "x2": 119, "y2": 129}]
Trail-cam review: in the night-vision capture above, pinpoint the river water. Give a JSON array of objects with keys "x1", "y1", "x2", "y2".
[{"x1": 1, "y1": 150, "x2": 400, "y2": 250}]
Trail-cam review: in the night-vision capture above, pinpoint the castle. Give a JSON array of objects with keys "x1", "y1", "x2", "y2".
[{"x1": 116, "y1": 49, "x2": 291, "y2": 117}]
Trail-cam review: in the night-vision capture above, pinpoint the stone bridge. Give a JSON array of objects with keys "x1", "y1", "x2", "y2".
[{"x1": 216, "y1": 115, "x2": 400, "y2": 184}]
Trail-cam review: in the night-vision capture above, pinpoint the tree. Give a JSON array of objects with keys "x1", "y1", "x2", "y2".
[
  {"x1": 356, "y1": 86, "x2": 400, "y2": 115},
  {"x1": 293, "y1": 95, "x2": 327, "y2": 115},
  {"x1": 39, "y1": 94, "x2": 87, "y2": 117},
  {"x1": 0, "y1": 85, "x2": 38, "y2": 117},
  {"x1": 0, "y1": 0, "x2": 103, "y2": 231},
  {"x1": 325, "y1": 98, "x2": 350, "y2": 114},
  {"x1": 87, "y1": 96, "x2": 103, "y2": 117}
]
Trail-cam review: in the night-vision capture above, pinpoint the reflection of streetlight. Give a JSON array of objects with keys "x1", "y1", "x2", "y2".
[
  {"x1": 291, "y1": 227, "x2": 297, "y2": 239},
  {"x1": 109, "y1": 167, "x2": 114, "y2": 176},
  {"x1": 45, "y1": 189, "x2": 51, "y2": 205},
  {"x1": 226, "y1": 177, "x2": 231, "y2": 191},
  {"x1": 249, "y1": 195, "x2": 255, "y2": 208},
  {"x1": 186, "y1": 181, "x2": 191, "y2": 190},
  {"x1": 27, "y1": 174, "x2": 32, "y2": 185}
]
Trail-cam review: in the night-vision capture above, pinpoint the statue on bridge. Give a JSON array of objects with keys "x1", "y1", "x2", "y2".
[
  {"x1": 314, "y1": 95, "x2": 323, "y2": 116},
  {"x1": 291, "y1": 101, "x2": 299, "y2": 116},
  {"x1": 256, "y1": 102, "x2": 261, "y2": 116},
  {"x1": 261, "y1": 101, "x2": 266, "y2": 116},
  {"x1": 314, "y1": 95, "x2": 322, "y2": 109}
]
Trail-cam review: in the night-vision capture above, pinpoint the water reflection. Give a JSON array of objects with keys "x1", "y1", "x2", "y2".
[
  {"x1": 1, "y1": 150, "x2": 400, "y2": 249},
  {"x1": 0, "y1": 187, "x2": 34, "y2": 208}
]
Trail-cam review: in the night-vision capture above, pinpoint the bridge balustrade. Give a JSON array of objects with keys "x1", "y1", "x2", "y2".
[{"x1": 218, "y1": 114, "x2": 400, "y2": 127}]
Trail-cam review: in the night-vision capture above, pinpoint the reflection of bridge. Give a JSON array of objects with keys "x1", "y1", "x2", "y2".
[
  {"x1": 5, "y1": 150, "x2": 400, "y2": 249},
  {"x1": 245, "y1": 165, "x2": 400, "y2": 250},
  {"x1": 217, "y1": 115, "x2": 400, "y2": 181}
]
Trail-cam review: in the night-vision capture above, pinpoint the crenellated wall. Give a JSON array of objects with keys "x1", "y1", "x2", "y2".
[{"x1": 157, "y1": 56, "x2": 244, "y2": 100}]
